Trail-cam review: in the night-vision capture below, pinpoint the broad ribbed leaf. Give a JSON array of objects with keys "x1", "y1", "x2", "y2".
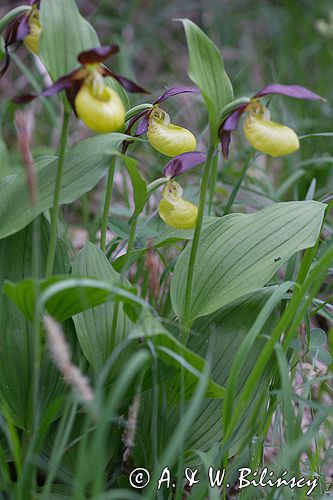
[
  {"x1": 167, "y1": 288, "x2": 274, "y2": 458},
  {"x1": 0, "y1": 217, "x2": 70, "y2": 430},
  {"x1": 0, "y1": 133, "x2": 130, "y2": 240},
  {"x1": 136, "y1": 289, "x2": 274, "y2": 466},
  {"x1": 71, "y1": 242, "x2": 131, "y2": 373},
  {"x1": 39, "y1": 0, "x2": 99, "y2": 81},
  {"x1": 171, "y1": 201, "x2": 326, "y2": 323},
  {"x1": 180, "y1": 19, "x2": 234, "y2": 137}
]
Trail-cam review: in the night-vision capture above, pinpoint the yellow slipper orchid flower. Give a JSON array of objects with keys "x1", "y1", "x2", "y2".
[
  {"x1": 147, "y1": 107, "x2": 196, "y2": 157},
  {"x1": 159, "y1": 181, "x2": 197, "y2": 229},
  {"x1": 219, "y1": 83, "x2": 324, "y2": 159}
]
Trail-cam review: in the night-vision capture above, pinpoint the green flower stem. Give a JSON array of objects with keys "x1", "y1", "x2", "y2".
[
  {"x1": 100, "y1": 158, "x2": 116, "y2": 253},
  {"x1": 208, "y1": 151, "x2": 219, "y2": 215},
  {"x1": 81, "y1": 193, "x2": 90, "y2": 227},
  {"x1": 45, "y1": 111, "x2": 70, "y2": 277},
  {"x1": 223, "y1": 148, "x2": 255, "y2": 216},
  {"x1": 109, "y1": 214, "x2": 139, "y2": 351},
  {"x1": 181, "y1": 141, "x2": 215, "y2": 342},
  {"x1": 120, "y1": 215, "x2": 139, "y2": 281}
]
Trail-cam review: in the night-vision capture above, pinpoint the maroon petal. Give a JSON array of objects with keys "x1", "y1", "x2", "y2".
[
  {"x1": 115, "y1": 74, "x2": 149, "y2": 94},
  {"x1": 13, "y1": 71, "x2": 79, "y2": 104},
  {"x1": 163, "y1": 151, "x2": 206, "y2": 178},
  {"x1": 3, "y1": 15, "x2": 26, "y2": 49},
  {"x1": 0, "y1": 1, "x2": 41, "y2": 78},
  {"x1": 218, "y1": 105, "x2": 248, "y2": 159},
  {"x1": 100, "y1": 66, "x2": 149, "y2": 94},
  {"x1": 12, "y1": 93, "x2": 37, "y2": 104},
  {"x1": 220, "y1": 131, "x2": 232, "y2": 159},
  {"x1": 222, "y1": 105, "x2": 248, "y2": 132},
  {"x1": 41, "y1": 75, "x2": 74, "y2": 96},
  {"x1": 125, "y1": 109, "x2": 149, "y2": 135},
  {"x1": 154, "y1": 86, "x2": 200, "y2": 105},
  {"x1": 254, "y1": 83, "x2": 324, "y2": 101},
  {"x1": 78, "y1": 45, "x2": 119, "y2": 65},
  {"x1": 136, "y1": 113, "x2": 150, "y2": 136},
  {"x1": 0, "y1": 7, "x2": 37, "y2": 79}
]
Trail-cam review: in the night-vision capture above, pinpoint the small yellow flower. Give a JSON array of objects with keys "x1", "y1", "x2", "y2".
[
  {"x1": 159, "y1": 180, "x2": 197, "y2": 229},
  {"x1": 243, "y1": 101, "x2": 299, "y2": 157},
  {"x1": 75, "y1": 78, "x2": 125, "y2": 134},
  {"x1": 23, "y1": 7, "x2": 41, "y2": 55},
  {"x1": 147, "y1": 107, "x2": 196, "y2": 157}
]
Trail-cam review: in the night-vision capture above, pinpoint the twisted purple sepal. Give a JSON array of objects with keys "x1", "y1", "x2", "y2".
[
  {"x1": 100, "y1": 67, "x2": 149, "y2": 94},
  {"x1": 0, "y1": 12, "x2": 31, "y2": 77},
  {"x1": 218, "y1": 83, "x2": 324, "y2": 158},
  {"x1": 15, "y1": 14, "x2": 31, "y2": 42},
  {"x1": 154, "y1": 86, "x2": 201, "y2": 105},
  {"x1": 12, "y1": 70, "x2": 80, "y2": 104},
  {"x1": 254, "y1": 83, "x2": 324, "y2": 101},
  {"x1": 136, "y1": 113, "x2": 150, "y2": 136},
  {"x1": 163, "y1": 151, "x2": 207, "y2": 178},
  {"x1": 219, "y1": 105, "x2": 248, "y2": 158}
]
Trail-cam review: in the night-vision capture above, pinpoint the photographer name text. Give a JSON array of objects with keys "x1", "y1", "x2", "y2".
[{"x1": 129, "y1": 466, "x2": 318, "y2": 496}]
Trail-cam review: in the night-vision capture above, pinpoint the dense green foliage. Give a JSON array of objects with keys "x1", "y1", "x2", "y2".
[{"x1": 0, "y1": 1, "x2": 332, "y2": 498}]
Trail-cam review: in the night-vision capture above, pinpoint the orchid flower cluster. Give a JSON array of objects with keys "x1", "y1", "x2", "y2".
[{"x1": 2, "y1": 0, "x2": 324, "y2": 231}]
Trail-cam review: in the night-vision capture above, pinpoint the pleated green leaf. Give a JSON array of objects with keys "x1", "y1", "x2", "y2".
[
  {"x1": 39, "y1": 0, "x2": 99, "y2": 81},
  {"x1": 180, "y1": 19, "x2": 234, "y2": 137},
  {"x1": 71, "y1": 242, "x2": 131, "y2": 373},
  {"x1": 171, "y1": 201, "x2": 326, "y2": 323},
  {"x1": 167, "y1": 288, "x2": 275, "y2": 458},
  {"x1": 0, "y1": 133, "x2": 129, "y2": 240},
  {"x1": 0, "y1": 217, "x2": 70, "y2": 431}
]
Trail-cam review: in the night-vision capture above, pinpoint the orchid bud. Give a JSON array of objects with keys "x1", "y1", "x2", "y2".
[
  {"x1": 159, "y1": 180, "x2": 198, "y2": 229},
  {"x1": 243, "y1": 102, "x2": 299, "y2": 157},
  {"x1": 75, "y1": 80, "x2": 125, "y2": 134},
  {"x1": 23, "y1": 7, "x2": 41, "y2": 55},
  {"x1": 147, "y1": 107, "x2": 196, "y2": 157}
]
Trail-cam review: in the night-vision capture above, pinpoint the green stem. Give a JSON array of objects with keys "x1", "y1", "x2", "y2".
[
  {"x1": 45, "y1": 112, "x2": 70, "y2": 277},
  {"x1": 181, "y1": 142, "x2": 215, "y2": 341},
  {"x1": 110, "y1": 214, "x2": 139, "y2": 351},
  {"x1": 208, "y1": 151, "x2": 219, "y2": 215},
  {"x1": 81, "y1": 193, "x2": 90, "y2": 227},
  {"x1": 223, "y1": 148, "x2": 255, "y2": 216},
  {"x1": 100, "y1": 158, "x2": 116, "y2": 253},
  {"x1": 121, "y1": 215, "x2": 138, "y2": 281}
]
